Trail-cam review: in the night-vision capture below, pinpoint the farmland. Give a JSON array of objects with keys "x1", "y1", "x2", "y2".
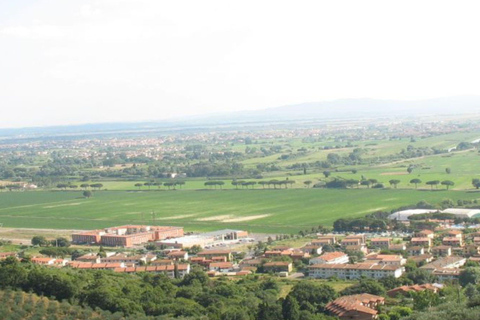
[{"x1": 0, "y1": 188, "x2": 479, "y2": 233}]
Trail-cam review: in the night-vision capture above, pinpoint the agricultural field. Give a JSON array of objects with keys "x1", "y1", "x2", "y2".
[{"x1": 0, "y1": 188, "x2": 479, "y2": 233}]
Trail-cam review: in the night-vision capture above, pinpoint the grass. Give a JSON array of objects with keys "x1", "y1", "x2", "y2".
[{"x1": 0, "y1": 189, "x2": 479, "y2": 233}]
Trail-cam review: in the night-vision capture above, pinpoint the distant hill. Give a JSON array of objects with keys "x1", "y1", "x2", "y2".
[
  {"x1": 248, "y1": 95, "x2": 480, "y2": 120},
  {"x1": 2, "y1": 96, "x2": 480, "y2": 138}
]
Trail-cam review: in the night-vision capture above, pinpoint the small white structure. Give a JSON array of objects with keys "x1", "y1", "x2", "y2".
[
  {"x1": 388, "y1": 209, "x2": 437, "y2": 221},
  {"x1": 441, "y1": 208, "x2": 480, "y2": 219}
]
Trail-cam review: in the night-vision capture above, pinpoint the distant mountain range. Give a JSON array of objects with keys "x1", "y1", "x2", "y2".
[
  {"x1": 232, "y1": 95, "x2": 480, "y2": 120},
  {"x1": 2, "y1": 96, "x2": 480, "y2": 138}
]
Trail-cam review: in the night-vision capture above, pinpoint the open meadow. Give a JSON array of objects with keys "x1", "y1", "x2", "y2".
[{"x1": 1, "y1": 188, "x2": 479, "y2": 233}]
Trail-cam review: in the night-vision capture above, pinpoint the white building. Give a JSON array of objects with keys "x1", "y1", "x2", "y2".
[
  {"x1": 309, "y1": 251, "x2": 349, "y2": 265},
  {"x1": 309, "y1": 263, "x2": 403, "y2": 279},
  {"x1": 388, "y1": 209, "x2": 437, "y2": 221}
]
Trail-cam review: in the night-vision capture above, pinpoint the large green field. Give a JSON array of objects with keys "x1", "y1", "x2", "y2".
[{"x1": 1, "y1": 189, "x2": 479, "y2": 233}]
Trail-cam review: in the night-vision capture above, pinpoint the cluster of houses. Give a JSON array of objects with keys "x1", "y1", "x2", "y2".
[{"x1": 301, "y1": 229, "x2": 479, "y2": 282}]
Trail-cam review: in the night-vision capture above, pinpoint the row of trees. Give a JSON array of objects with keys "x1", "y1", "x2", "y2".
[
  {"x1": 134, "y1": 181, "x2": 185, "y2": 190},
  {"x1": 56, "y1": 183, "x2": 103, "y2": 190}
]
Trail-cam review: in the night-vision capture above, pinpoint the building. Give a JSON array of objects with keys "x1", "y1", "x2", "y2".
[
  {"x1": 411, "y1": 237, "x2": 432, "y2": 248},
  {"x1": 157, "y1": 235, "x2": 215, "y2": 248},
  {"x1": 316, "y1": 235, "x2": 337, "y2": 244},
  {"x1": 263, "y1": 262, "x2": 293, "y2": 273},
  {"x1": 445, "y1": 230, "x2": 463, "y2": 238},
  {"x1": 113, "y1": 264, "x2": 190, "y2": 278},
  {"x1": 441, "y1": 208, "x2": 480, "y2": 218},
  {"x1": 309, "y1": 263, "x2": 403, "y2": 279},
  {"x1": 198, "y1": 249, "x2": 232, "y2": 261},
  {"x1": 309, "y1": 251, "x2": 349, "y2": 265},
  {"x1": 407, "y1": 246, "x2": 425, "y2": 256},
  {"x1": 72, "y1": 225, "x2": 184, "y2": 247},
  {"x1": 100, "y1": 253, "x2": 157, "y2": 265},
  {"x1": 366, "y1": 254, "x2": 406, "y2": 266},
  {"x1": 0, "y1": 252, "x2": 17, "y2": 260},
  {"x1": 417, "y1": 229, "x2": 435, "y2": 239},
  {"x1": 300, "y1": 245, "x2": 323, "y2": 255},
  {"x1": 326, "y1": 294, "x2": 384, "y2": 320},
  {"x1": 341, "y1": 235, "x2": 366, "y2": 247},
  {"x1": 370, "y1": 238, "x2": 391, "y2": 248},
  {"x1": 202, "y1": 229, "x2": 248, "y2": 241},
  {"x1": 209, "y1": 262, "x2": 235, "y2": 272},
  {"x1": 420, "y1": 256, "x2": 466, "y2": 271},
  {"x1": 409, "y1": 254, "x2": 434, "y2": 265},
  {"x1": 442, "y1": 237, "x2": 463, "y2": 247},
  {"x1": 167, "y1": 251, "x2": 189, "y2": 260},
  {"x1": 389, "y1": 243, "x2": 407, "y2": 251},
  {"x1": 387, "y1": 284, "x2": 441, "y2": 298},
  {"x1": 388, "y1": 209, "x2": 438, "y2": 221},
  {"x1": 432, "y1": 246, "x2": 452, "y2": 257},
  {"x1": 432, "y1": 268, "x2": 461, "y2": 282}
]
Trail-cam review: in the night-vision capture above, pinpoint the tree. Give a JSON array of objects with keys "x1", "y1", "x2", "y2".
[
  {"x1": 31, "y1": 236, "x2": 49, "y2": 247},
  {"x1": 426, "y1": 180, "x2": 440, "y2": 190},
  {"x1": 303, "y1": 180, "x2": 312, "y2": 188},
  {"x1": 80, "y1": 183, "x2": 90, "y2": 190},
  {"x1": 472, "y1": 179, "x2": 480, "y2": 189},
  {"x1": 56, "y1": 183, "x2": 68, "y2": 190},
  {"x1": 134, "y1": 183, "x2": 143, "y2": 190},
  {"x1": 83, "y1": 190, "x2": 92, "y2": 198},
  {"x1": 459, "y1": 267, "x2": 480, "y2": 287},
  {"x1": 410, "y1": 178, "x2": 422, "y2": 189},
  {"x1": 389, "y1": 179, "x2": 401, "y2": 188},
  {"x1": 52, "y1": 237, "x2": 71, "y2": 247},
  {"x1": 441, "y1": 180, "x2": 455, "y2": 190},
  {"x1": 407, "y1": 166, "x2": 414, "y2": 174},
  {"x1": 446, "y1": 167, "x2": 451, "y2": 174},
  {"x1": 323, "y1": 171, "x2": 331, "y2": 178},
  {"x1": 360, "y1": 180, "x2": 371, "y2": 188},
  {"x1": 282, "y1": 295, "x2": 300, "y2": 320}
]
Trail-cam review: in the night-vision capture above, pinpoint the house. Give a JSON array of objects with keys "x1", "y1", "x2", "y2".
[
  {"x1": 341, "y1": 238, "x2": 361, "y2": 247},
  {"x1": 300, "y1": 245, "x2": 323, "y2": 255},
  {"x1": 345, "y1": 244, "x2": 368, "y2": 254},
  {"x1": 407, "y1": 246, "x2": 425, "y2": 256},
  {"x1": 240, "y1": 259, "x2": 263, "y2": 268},
  {"x1": 31, "y1": 257, "x2": 57, "y2": 265},
  {"x1": 442, "y1": 237, "x2": 463, "y2": 247},
  {"x1": 387, "y1": 284, "x2": 441, "y2": 298},
  {"x1": 411, "y1": 237, "x2": 432, "y2": 248},
  {"x1": 114, "y1": 264, "x2": 190, "y2": 278},
  {"x1": 309, "y1": 251, "x2": 349, "y2": 265},
  {"x1": 0, "y1": 252, "x2": 17, "y2": 260},
  {"x1": 366, "y1": 254, "x2": 406, "y2": 266},
  {"x1": 388, "y1": 243, "x2": 407, "y2": 251},
  {"x1": 432, "y1": 246, "x2": 452, "y2": 257},
  {"x1": 151, "y1": 259, "x2": 174, "y2": 266},
  {"x1": 432, "y1": 268, "x2": 461, "y2": 282},
  {"x1": 416, "y1": 230, "x2": 435, "y2": 239},
  {"x1": 100, "y1": 253, "x2": 157, "y2": 265},
  {"x1": 167, "y1": 251, "x2": 188, "y2": 260},
  {"x1": 309, "y1": 263, "x2": 403, "y2": 279},
  {"x1": 420, "y1": 256, "x2": 466, "y2": 271},
  {"x1": 209, "y1": 262, "x2": 234, "y2": 273},
  {"x1": 473, "y1": 237, "x2": 480, "y2": 246},
  {"x1": 408, "y1": 254, "x2": 434, "y2": 265},
  {"x1": 326, "y1": 294, "x2": 384, "y2": 320},
  {"x1": 263, "y1": 261, "x2": 293, "y2": 273},
  {"x1": 370, "y1": 238, "x2": 391, "y2": 248},
  {"x1": 198, "y1": 250, "x2": 232, "y2": 261},
  {"x1": 264, "y1": 251, "x2": 283, "y2": 258},
  {"x1": 75, "y1": 253, "x2": 101, "y2": 263},
  {"x1": 316, "y1": 235, "x2": 337, "y2": 244},
  {"x1": 446, "y1": 230, "x2": 463, "y2": 238}
]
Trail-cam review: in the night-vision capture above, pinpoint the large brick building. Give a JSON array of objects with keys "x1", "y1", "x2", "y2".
[{"x1": 72, "y1": 225, "x2": 184, "y2": 247}]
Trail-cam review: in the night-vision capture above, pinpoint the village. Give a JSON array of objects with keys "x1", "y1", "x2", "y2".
[{"x1": 3, "y1": 211, "x2": 480, "y2": 320}]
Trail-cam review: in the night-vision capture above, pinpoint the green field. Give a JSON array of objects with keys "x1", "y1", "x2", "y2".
[{"x1": 1, "y1": 189, "x2": 479, "y2": 233}]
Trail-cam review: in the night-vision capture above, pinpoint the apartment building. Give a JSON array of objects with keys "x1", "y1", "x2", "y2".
[{"x1": 309, "y1": 263, "x2": 403, "y2": 279}]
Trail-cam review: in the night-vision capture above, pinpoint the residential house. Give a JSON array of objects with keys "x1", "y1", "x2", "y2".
[
  {"x1": 370, "y1": 238, "x2": 391, "y2": 248},
  {"x1": 263, "y1": 262, "x2": 293, "y2": 273},
  {"x1": 442, "y1": 237, "x2": 463, "y2": 247},
  {"x1": 167, "y1": 251, "x2": 188, "y2": 260},
  {"x1": 209, "y1": 262, "x2": 234, "y2": 273},
  {"x1": 416, "y1": 230, "x2": 435, "y2": 239},
  {"x1": 198, "y1": 250, "x2": 232, "y2": 261},
  {"x1": 387, "y1": 284, "x2": 441, "y2": 298},
  {"x1": 407, "y1": 246, "x2": 425, "y2": 256},
  {"x1": 411, "y1": 237, "x2": 432, "y2": 248},
  {"x1": 309, "y1": 251, "x2": 349, "y2": 265},
  {"x1": 326, "y1": 294, "x2": 385, "y2": 320},
  {"x1": 432, "y1": 246, "x2": 452, "y2": 257}
]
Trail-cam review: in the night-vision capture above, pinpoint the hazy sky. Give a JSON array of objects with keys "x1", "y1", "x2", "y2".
[{"x1": 1, "y1": 0, "x2": 480, "y2": 128}]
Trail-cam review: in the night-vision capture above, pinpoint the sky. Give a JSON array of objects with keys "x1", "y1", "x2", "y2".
[{"x1": 1, "y1": 0, "x2": 480, "y2": 128}]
